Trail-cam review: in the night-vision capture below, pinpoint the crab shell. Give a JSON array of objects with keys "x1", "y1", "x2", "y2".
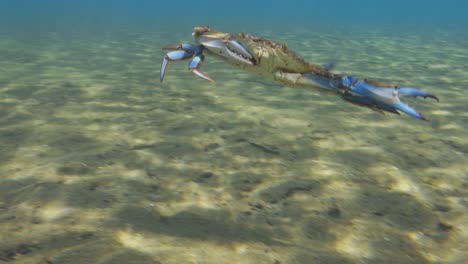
[{"x1": 194, "y1": 26, "x2": 332, "y2": 81}]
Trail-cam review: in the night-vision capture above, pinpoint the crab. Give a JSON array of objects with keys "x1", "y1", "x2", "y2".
[{"x1": 160, "y1": 26, "x2": 438, "y2": 121}]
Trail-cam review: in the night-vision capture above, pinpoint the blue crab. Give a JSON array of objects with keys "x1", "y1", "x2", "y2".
[{"x1": 160, "y1": 26, "x2": 438, "y2": 121}]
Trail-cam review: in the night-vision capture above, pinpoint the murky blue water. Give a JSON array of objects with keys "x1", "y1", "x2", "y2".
[
  {"x1": 2, "y1": 0, "x2": 468, "y2": 30},
  {"x1": 0, "y1": 1, "x2": 467, "y2": 263}
]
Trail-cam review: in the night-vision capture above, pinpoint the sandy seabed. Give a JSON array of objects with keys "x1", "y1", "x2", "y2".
[{"x1": 0, "y1": 25, "x2": 467, "y2": 264}]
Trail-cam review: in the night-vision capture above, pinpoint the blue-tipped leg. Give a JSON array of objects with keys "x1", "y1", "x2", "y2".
[
  {"x1": 160, "y1": 50, "x2": 194, "y2": 82},
  {"x1": 161, "y1": 43, "x2": 197, "y2": 51},
  {"x1": 188, "y1": 54, "x2": 214, "y2": 82},
  {"x1": 338, "y1": 76, "x2": 438, "y2": 121},
  {"x1": 160, "y1": 43, "x2": 213, "y2": 82}
]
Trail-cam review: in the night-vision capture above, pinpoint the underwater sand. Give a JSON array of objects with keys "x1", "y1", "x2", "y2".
[{"x1": 0, "y1": 25, "x2": 467, "y2": 264}]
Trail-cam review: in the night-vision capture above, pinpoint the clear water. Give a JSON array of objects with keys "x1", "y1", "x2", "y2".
[{"x1": 0, "y1": 1, "x2": 467, "y2": 263}]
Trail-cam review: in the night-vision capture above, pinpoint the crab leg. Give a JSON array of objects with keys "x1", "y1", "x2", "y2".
[
  {"x1": 160, "y1": 43, "x2": 214, "y2": 82},
  {"x1": 188, "y1": 54, "x2": 214, "y2": 82},
  {"x1": 160, "y1": 50, "x2": 194, "y2": 82},
  {"x1": 161, "y1": 43, "x2": 197, "y2": 51},
  {"x1": 160, "y1": 43, "x2": 199, "y2": 82}
]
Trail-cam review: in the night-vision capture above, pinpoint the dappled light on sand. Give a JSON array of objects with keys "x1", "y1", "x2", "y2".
[{"x1": 0, "y1": 24, "x2": 467, "y2": 263}]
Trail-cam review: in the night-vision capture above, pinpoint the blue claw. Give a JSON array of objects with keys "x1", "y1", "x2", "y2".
[
  {"x1": 339, "y1": 76, "x2": 438, "y2": 121},
  {"x1": 397, "y1": 87, "x2": 439, "y2": 101},
  {"x1": 392, "y1": 101, "x2": 428, "y2": 121}
]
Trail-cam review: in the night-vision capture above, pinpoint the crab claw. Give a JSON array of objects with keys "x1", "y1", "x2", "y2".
[
  {"x1": 397, "y1": 87, "x2": 439, "y2": 102},
  {"x1": 197, "y1": 34, "x2": 255, "y2": 65},
  {"x1": 341, "y1": 76, "x2": 438, "y2": 121},
  {"x1": 392, "y1": 87, "x2": 439, "y2": 121}
]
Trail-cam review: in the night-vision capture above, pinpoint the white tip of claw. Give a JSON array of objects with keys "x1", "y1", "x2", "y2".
[{"x1": 190, "y1": 69, "x2": 214, "y2": 82}]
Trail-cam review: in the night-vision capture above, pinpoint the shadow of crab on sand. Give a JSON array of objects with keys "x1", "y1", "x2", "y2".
[
  {"x1": 240, "y1": 165, "x2": 449, "y2": 263},
  {"x1": 289, "y1": 194, "x2": 439, "y2": 263},
  {"x1": 301, "y1": 185, "x2": 447, "y2": 263},
  {"x1": 112, "y1": 205, "x2": 287, "y2": 245}
]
